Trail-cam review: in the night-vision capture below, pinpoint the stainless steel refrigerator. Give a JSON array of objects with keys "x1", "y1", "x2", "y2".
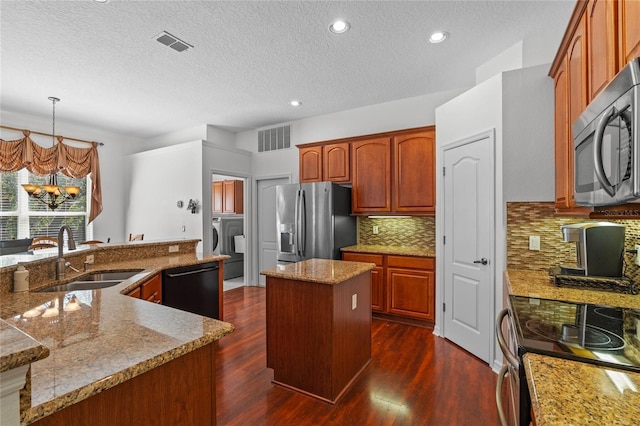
[{"x1": 276, "y1": 182, "x2": 356, "y2": 264}]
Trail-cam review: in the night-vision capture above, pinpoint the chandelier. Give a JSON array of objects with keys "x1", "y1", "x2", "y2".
[{"x1": 21, "y1": 97, "x2": 81, "y2": 210}]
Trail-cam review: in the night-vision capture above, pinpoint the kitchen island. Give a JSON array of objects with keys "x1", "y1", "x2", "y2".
[
  {"x1": 0, "y1": 240, "x2": 234, "y2": 425},
  {"x1": 261, "y1": 258, "x2": 374, "y2": 404},
  {"x1": 505, "y1": 269, "x2": 640, "y2": 425}
]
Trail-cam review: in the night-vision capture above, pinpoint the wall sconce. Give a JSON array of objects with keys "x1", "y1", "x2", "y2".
[{"x1": 187, "y1": 199, "x2": 199, "y2": 214}]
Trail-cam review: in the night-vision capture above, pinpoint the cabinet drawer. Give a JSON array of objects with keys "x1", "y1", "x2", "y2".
[
  {"x1": 387, "y1": 255, "x2": 434, "y2": 270},
  {"x1": 342, "y1": 252, "x2": 384, "y2": 267}
]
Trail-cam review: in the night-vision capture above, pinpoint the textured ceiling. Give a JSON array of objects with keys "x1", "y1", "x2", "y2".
[{"x1": 0, "y1": 0, "x2": 575, "y2": 140}]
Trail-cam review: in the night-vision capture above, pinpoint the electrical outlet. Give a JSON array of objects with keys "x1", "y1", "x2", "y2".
[
  {"x1": 529, "y1": 236, "x2": 540, "y2": 251},
  {"x1": 635, "y1": 245, "x2": 640, "y2": 266},
  {"x1": 85, "y1": 254, "x2": 94, "y2": 264},
  {"x1": 169, "y1": 245, "x2": 179, "y2": 253},
  {"x1": 352, "y1": 293, "x2": 358, "y2": 310},
  {"x1": 373, "y1": 225, "x2": 379, "y2": 235}
]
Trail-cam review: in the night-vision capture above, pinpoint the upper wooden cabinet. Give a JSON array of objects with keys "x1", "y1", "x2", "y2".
[
  {"x1": 619, "y1": 0, "x2": 640, "y2": 68},
  {"x1": 549, "y1": 0, "x2": 638, "y2": 216},
  {"x1": 352, "y1": 137, "x2": 392, "y2": 213},
  {"x1": 212, "y1": 179, "x2": 243, "y2": 214},
  {"x1": 299, "y1": 143, "x2": 350, "y2": 183},
  {"x1": 393, "y1": 131, "x2": 435, "y2": 213}
]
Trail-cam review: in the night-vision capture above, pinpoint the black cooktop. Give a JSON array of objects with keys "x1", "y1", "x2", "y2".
[{"x1": 509, "y1": 295, "x2": 640, "y2": 372}]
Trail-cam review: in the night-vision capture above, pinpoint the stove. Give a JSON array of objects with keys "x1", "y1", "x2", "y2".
[{"x1": 509, "y1": 296, "x2": 640, "y2": 373}]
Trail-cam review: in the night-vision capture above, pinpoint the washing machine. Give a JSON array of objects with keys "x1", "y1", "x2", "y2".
[{"x1": 212, "y1": 217, "x2": 244, "y2": 279}]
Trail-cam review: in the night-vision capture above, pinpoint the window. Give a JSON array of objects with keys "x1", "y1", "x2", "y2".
[{"x1": 0, "y1": 169, "x2": 92, "y2": 242}]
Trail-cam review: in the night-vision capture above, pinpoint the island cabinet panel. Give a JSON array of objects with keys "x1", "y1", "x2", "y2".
[
  {"x1": 266, "y1": 273, "x2": 371, "y2": 404},
  {"x1": 341, "y1": 252, "x2": 384, "y2": 312},
  {"x1": 587, "y1": 0, "x2": 617, "y2": 100},
  {"x1": 393, "y1": 131, "x2": 435, "y2": 213},
  {"x1": 299, "y1": 146, "x2": 323, "y2": 183},
  {"x1": 351, "y1": 137, "x2": 392, "y2": 213},
  {"x1": 323, "y1": 142, "x2": 350, "y2": 182},
  {"x1": 31, "y1": 343, "x2": 217, "y2": 426},
  {"x1": 619, "y1": 0, "x2": 640, "y2": 67}
]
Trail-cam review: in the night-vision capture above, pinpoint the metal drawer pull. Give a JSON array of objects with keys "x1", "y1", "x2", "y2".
[{"x1": 165, "y1": 267, "x2": 218, "y2": 278}]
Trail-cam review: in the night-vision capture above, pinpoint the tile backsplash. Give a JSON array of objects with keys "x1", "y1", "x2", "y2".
[
  {"x1": 357, "y1": 216, "x2": 435, "y2": 250},
  {"x1": 507, "y1": 202, "x2": 640, "y2": 281}
]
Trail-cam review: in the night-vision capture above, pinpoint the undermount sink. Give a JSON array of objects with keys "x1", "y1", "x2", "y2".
[{"x1": 38, "y1": 269, "x2": 144, "y2": 293}]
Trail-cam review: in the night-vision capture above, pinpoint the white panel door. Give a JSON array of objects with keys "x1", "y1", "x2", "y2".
[
  {"x1": 443, "y1": 132, "x2": 494, "y2": 363},
  {"x1": 257, "y1": 177, "x2": 289, "y2": 286}
]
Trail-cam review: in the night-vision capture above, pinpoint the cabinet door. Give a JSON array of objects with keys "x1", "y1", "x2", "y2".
[
  {"x1": 619, "y1": 0, "x2": 640, "y2": 68},
  {"x1": 323, "y1": 143, "x2": 350, "y2": 182},
  {"x1": 393, "y1": 130, "x2": 435, "y2": 213},
  {"x1": 212, "y1": 181, "x2": 223, "y2": 213},
  {"x1": 342, "y1": 252, "x2": 384, "y2": 312},
  {"x1": 554, "y1": 57, "x2": 570, "y2": 210},
  {"x1": 223, "y1": 180, "x2": 243, "y2": 214},
  {"x1": 587, "y1": 0, "x2": 617, "y2": 100},
  {"x1": 127, "y1": 286, "x2": 141, "y2": 299},
  {"x1": 141, "y1": 274, "x2": 162, "y2": 304},
  {"x1": 387, "y1": 267, "x2": 434, "y2": 321},
  {"x1": 351, "y1": 137, "x2": 392, "y2": 213},
  {"x1": 299, "y1": 146, "x2": 323, "y2": 183}
]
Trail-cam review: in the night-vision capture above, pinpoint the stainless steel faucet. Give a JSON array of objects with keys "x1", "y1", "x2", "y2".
[{"x1": 56, "y1": 225, "x2": 77, "y2": 280}]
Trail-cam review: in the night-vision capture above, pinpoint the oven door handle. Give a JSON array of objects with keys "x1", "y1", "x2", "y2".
[
  {"x1": 495, "y1": 364, "x2": 510, "y2": 426},
  {"x1": 496, "y1": 308, "x2": 519, "y2": 369},
  {"x1": 593, "y1": 105, "x2": 617, "y2": 197}
]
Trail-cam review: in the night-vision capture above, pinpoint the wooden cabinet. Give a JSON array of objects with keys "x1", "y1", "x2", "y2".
[
  {"x1": 341, "y1": 252, "x2": 384, "y2": 312},
  {"x1": 141, "y1": 274, "x2": 162, "y2": 304},
  {"x1": 299, "y1": 146, "x2": 323, "y2": 182},
  {"x1": 393, "y1": 131, "x2": 435, "y2": 213},
  {"x1": 619, "y1": 0, "x2": 640, "y2": 68},
  {"x1": 351, "y1": 137, "x2": 392, "y2": 213},
  {"x1": 126, "y1": 274, "x2": 162, "y2": 304},
  {"x1": 342, "y1": 251, "x2": 435, "y2": 323},
  {"x1": 212, "y1": 180, "x2": 243, "y2": 214},
  {"x1": 587, "y1": 0, "x2": 618, "y2": 100},
  {"x1": 299, "y1": 143, "x2": 351, "y2": 183},
  {"x1": 554, "y1": 56, "x2": 570, "y2": 210}
]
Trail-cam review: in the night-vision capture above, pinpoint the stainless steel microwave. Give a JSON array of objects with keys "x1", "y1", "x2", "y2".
[{"x1": 573, "y1": 58, "x2": 640, "y2": 207}]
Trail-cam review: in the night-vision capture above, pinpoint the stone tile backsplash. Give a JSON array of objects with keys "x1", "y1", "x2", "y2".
[
  {"x1": 358, "y1": 216, "x2": 435, "y2": 250},
  {"x1": 507, "y1": 202, "x2": 640, "y2": 282}
]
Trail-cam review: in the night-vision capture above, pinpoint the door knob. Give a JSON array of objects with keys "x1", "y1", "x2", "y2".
[{"x1": 473, "y1": 258, "x2": 488, "y2": 265}]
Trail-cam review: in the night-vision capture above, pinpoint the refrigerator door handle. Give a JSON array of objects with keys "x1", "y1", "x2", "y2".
[
  {"x1": 294, "y1": 189, "x2": 301, "y2": 257},
  {"x1": 300, "y1": 189, "x2": 306, "y2": 257}
]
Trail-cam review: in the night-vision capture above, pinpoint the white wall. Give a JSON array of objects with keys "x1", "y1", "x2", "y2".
[
  {"x1": 126, "y1": 141, "x2": 204, "y2": 247},
  {"x1": 0, "y1": 109, "x2": 142, "y2": 242}
]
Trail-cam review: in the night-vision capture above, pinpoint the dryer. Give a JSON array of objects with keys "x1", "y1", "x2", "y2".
[{"x1": 212, "y1": 217, "x2": 244, "y2": 279}]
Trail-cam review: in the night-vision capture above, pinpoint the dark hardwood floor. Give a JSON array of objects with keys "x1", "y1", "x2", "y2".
[{"x1": 216, "y1": 286, "x2": 499, "y2": 425}]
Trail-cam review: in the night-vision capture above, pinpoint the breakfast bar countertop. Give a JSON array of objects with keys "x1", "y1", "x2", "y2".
[
  {"x1": 523, "y1": 352, "x2": 640, "y2": 426},
  {"x1": 260, "y1": 258, "x2": 375, "y2": 285},
  {"x1": 0, "y1": 247, "x2": 234, "y2": 425}
]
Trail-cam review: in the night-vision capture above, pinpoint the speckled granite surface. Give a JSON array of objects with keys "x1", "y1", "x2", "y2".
[
  {"x1": 506, "y1": 269, "x2": 640, "y2": 309},
  {"x1": 261, "y1": 258, "x2": 375, "y2": 284},
  {"x1": 0, "y1": 241, "x2": 234, "y2": 425},
  {"x1": 341, "y1": 244, "x2": 435, "y2": 257},
  {"x1": 0, "y1": 319, "x2": 48, "y2": 373},
  {"x1": 507, "y1": 269, "x2": 640, "y2": 425},
  {"x1": 524, "y1": 353, "x2": 640, "y2": 426}
]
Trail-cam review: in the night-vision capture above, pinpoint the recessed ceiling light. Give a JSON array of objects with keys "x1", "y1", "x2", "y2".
[
  {"x1": 329, "y1": 20, "x2": 350, "y2": 34},
  {"x1": 290, "y1": 100, "x2": 302, "y2": 107},
  {"x1": 429, "y1": 31, "x2": 449, "y2": 44},
  {"x1": 93, "y1": 0, "x2": 109, "y2": 3}
]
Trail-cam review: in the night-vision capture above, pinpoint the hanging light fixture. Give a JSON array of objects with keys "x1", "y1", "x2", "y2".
[{"x1": 22, "y1": 97, "x2": 81, "y2": 210}]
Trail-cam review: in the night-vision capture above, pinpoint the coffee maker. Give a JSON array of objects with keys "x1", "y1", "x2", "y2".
[{"x1": 560, "y1": 222, "x2": 625, "y2": 277}]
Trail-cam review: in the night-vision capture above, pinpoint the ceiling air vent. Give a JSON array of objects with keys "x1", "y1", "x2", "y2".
[
  {"x1": 258, "y1": 125, "x2": 291, "y2": 152},
  {"x1": 154, "y1": 31, "x2": 193, "y2": 53}
]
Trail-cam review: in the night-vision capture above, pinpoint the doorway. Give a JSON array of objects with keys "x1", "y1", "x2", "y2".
[
  {"x1": 256, "y1": 176, "x2": 290, "y2": 286},
  {"x1": 441, "y1": 131, "x2": 495, "y2": 364}
]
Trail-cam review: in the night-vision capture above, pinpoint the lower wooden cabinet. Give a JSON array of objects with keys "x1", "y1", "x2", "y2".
[
  {"x1": 127, "y1": 274, "x2": 162, "y2": 304},
  {"x1": 342, "y1": 252, "x2": 434, "y2": 322}
]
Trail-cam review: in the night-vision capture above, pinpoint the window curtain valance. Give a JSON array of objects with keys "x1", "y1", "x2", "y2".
[{"x1": 0, "y1": 130, "x2": 102, "y2": 223}]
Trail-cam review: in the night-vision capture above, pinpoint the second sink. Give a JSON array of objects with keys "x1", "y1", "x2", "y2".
[{"x1": 38, "y1": 269, "x2": 144, "y2": 293}]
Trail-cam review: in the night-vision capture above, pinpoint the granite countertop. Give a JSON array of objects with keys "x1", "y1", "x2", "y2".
[
  {"x1": 341, "y1": 244, "x2": 435, "y2": 257},
  {"x1": 523, "y1": 353, "x2": 640, "y2": 426},
  {"x1": 0, "y1": 319, "x2": 49, "y2": 373},
  {"x1": 260, "y1": 258, "x2": 375, "y2": 285},
  {"x1": 0, "y1": 247, "x2": 234, "y2": 425},
  {"x1": 506, "y1": 268, "x2": 640, "y2": 309},
  {"x1": 506, "y1": 269, "x2": 640, "y2": 425}
]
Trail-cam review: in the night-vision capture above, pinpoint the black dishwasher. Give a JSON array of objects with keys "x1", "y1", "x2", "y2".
[{"x1": 162, "y1": 262, "x2": 220, "y2": 319}]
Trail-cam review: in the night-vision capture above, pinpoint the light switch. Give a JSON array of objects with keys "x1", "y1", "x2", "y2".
[
  {"x1": 529, "y1": 236, "x2": 540, "y2": 251},
  {"x1": 373, "y1": 226, "x2": 379, "y2": 235},
  {"x1": 352, "y1": 293, "x2": 357, "y2": 310}
]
